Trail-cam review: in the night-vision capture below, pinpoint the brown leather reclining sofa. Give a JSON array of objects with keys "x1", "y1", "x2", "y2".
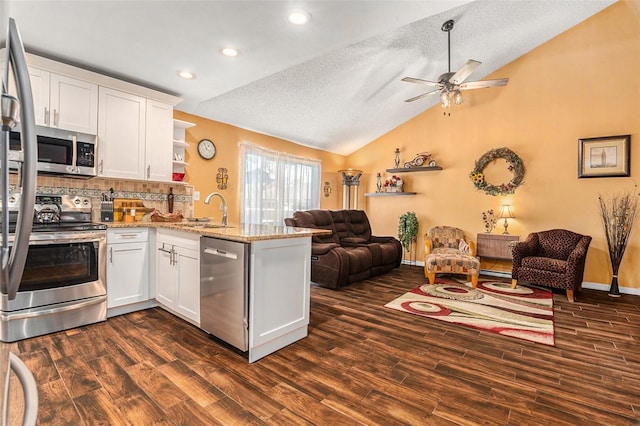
[{"x1": 284, "y1": 209, "x2": 403, "y2": 289}]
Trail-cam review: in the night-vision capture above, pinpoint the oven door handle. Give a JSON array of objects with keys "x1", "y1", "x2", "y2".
[
  {"x1": 25, "y1": 236, "x2": 104, "y2": 246},
  {"x1": 0, "y1": 296, "x2": 105, "y2": 321}
]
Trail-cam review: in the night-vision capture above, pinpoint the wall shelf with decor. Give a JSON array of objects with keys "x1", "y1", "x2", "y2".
[
  {"x1": 386, "y1": 166, "x2": 442, "y2": 173},
  {"x1": 173, "y1": 119, "x2": 195, "y2": 183},
  {"x1": 365, "y1": 192, "x2": 417, "y2": 197}
]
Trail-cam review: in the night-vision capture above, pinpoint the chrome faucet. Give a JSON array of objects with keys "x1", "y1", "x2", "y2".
[{"x1": 204, "y1": 192, "x2": 228, "y2": 226}]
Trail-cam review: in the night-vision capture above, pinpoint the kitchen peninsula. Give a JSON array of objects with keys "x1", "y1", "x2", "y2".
[{"x1": 105, "y1": 221, "x2": 328, "y2": 362}]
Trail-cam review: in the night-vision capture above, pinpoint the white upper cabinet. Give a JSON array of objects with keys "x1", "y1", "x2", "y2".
[
  {"x1": 98, "y1": 87, "x2": 146, "y2": 179},
  {"x1": 98, "y1": 89, "x2": 174, "y2": 182},
  {"x1": 28, "y1": 68, "x2": 50, "y2": 127},
  {"x1": 29, "y1": 67, "x2": 98, "y2": 134},
  {"x1": 17, "y1": 53, "x2": 181, "y2": 182},
  {"x1": 145, "y1": 100, "x2": 173, "y2": 182}
]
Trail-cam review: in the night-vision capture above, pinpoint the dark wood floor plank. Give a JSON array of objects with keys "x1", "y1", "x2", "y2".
[
  {"x1": 157, "y1": 359, "x2": 226, "y2": 407},
  {"x1": 10, "y1": 266, "x2": 640, "y2": 424},
  {"x1": 53, "y1": 355, "x2": 102, "y2": 398},
  {"x1": 32, "y1": 379, "x2": 82, "y2": 426},
  {"x1": 197, "y1": 367, "x2": 284, "y2": 421},
  {"x1": 113, "y1": 390, "x2": 169, "y2": 425},
  {"x1": 87, "y1": 354, "x2": 140, "y2": 400},
  {"x1": 202, "y1": 396, "x2": 264, "y2": 425},
  {"x1": 267, "y1": 382, "x2": 355, "y2": 424},
  {"x1": 126, "y1": 361, "x2": 189, "y2": 408},
  {"x1": 19, "y1": 349, "x2": 59, "y2": 384},
  {"x1": 73, "y1": 388, "x2": 130, "y2": 426}
]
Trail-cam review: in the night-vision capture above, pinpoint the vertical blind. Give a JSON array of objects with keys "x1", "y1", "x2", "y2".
[{"x1": 240, "y1": 143, "x2": 321, "y2": 225}]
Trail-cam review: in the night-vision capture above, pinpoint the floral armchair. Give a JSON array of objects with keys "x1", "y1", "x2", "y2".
[
  {"x1": 424, "y1": 226, "x2": 480, "y2": 288},
  {"x1": 511, "y1": 229, "x2": 592, "y2": 302}
]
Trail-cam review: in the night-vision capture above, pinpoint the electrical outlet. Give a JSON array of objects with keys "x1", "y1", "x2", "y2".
[{"x1": 193, "y1": 191, "x2": 200, "y2": 201}]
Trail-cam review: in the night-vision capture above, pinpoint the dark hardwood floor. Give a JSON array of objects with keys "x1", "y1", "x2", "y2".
[{"x1": 8, "y1": 265, "x2": 640, "y2": 425}]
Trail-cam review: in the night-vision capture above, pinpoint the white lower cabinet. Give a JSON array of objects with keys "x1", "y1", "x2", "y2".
[
  {"x1": 155, "y1": 229, "x2": 200, "y2": 325},
  {"x1": 106, "y1": 229, "x2": 152, "y2": 315}
]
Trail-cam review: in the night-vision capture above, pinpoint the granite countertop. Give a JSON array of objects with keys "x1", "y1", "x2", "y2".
[{"x1": 104, "y1": 221, "x2": 330, "y2": 243}]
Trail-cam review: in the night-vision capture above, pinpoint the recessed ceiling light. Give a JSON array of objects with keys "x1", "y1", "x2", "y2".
[
  {"x1": 220, "y1": 47, "x2": 239, "y2": 57},
  {"x1": 177, "y1": 70, "x2": 195, "y2": 79},
  {"x1": 288, "y1": 9, "x2": 311, "y2": 25}
]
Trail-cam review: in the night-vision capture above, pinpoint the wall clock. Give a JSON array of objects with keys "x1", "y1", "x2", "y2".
[{"x1": 197, "y1": 139, "x2": 216, "y2": 160}]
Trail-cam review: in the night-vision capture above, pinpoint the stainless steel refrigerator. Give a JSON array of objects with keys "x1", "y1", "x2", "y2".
[{"x1": 0, "y1": 17, "x2": 39, "y2": 426}]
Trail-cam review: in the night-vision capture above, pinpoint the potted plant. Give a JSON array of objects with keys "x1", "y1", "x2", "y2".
[
  {"x1": 598, "y1": 189, "x2": 638, "y2": 297},
  {"x1": 398, "y1": 211, "x2": 419, "y2": 252}
]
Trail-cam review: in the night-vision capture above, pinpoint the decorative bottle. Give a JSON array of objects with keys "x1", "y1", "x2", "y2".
[{"x1": 168, "y1": 187, "x2": 174, "y2": 213}]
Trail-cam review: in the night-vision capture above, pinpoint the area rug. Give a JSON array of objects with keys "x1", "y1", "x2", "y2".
[{"x1": 384, "y1": 277, "x2": 554, "y2": 346}]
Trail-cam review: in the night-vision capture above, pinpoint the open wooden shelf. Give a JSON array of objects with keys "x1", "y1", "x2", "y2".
[
  {"x1": 386, "y1": 166, "x2": 442, "y2": 173},
  {"x1": 365, "y1": 192, "x2": 417, "y2": 197}
]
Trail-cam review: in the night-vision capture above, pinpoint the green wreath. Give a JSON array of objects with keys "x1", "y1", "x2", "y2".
[{"x1": 469, "y1": 147, "x2": 525, "y2": 196}]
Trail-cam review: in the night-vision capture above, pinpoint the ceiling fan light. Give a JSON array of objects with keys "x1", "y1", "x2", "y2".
[
  {"x1": 453, "y1": 91, "x2": 464, "y2": 105},
  {"x1": 440, "y1": 91, "x2": 450, "y2": 108}
]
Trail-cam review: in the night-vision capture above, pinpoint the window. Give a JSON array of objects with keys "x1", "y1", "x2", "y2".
[{"x1": 240, "y1": 143, "x2": 321, "y2": 226}]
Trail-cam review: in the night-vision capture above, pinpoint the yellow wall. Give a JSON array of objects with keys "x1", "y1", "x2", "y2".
[
  {"x1": 347, "y1": 2, "x2": 640, "y2": 288},
  {"x1": 173, "y1": 110, "x2": 346, "y2": 223},
  {"x1": 176, "y1": 2, "x2": 640, "y2": 290}
]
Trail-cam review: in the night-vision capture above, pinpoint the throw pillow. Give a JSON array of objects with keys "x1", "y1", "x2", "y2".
[{"x1": 458, "y1": 239, "x2": 470, "y2": 255}]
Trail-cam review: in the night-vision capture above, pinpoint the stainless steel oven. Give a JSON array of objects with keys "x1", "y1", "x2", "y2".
[{"x1": 0, "y1": 195, "x2": 106, "y2": 342}]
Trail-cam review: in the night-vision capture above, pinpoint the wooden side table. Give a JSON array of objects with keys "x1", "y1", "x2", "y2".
[{"x1": 476, "y1": 234, "x2": 519, "y2": 260}]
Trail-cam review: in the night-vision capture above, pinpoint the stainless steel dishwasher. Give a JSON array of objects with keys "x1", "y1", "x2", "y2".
[{"x1": 200, "y1": 237, "x2": 249, "y2": 351}]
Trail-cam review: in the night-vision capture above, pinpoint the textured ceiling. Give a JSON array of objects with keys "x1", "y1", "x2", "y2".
[{"x1": 4, "y1": 0, "x2": 615, "y2": 155}]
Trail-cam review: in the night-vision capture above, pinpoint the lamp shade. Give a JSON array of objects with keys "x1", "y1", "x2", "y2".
[{"x1": 499, "y1": 204, "x2": 515, "y2": 219}]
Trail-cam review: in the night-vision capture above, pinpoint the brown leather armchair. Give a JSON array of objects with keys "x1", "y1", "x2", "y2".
[{"x1": 511, "y1": 229, "x2": 592, "y2": 302}]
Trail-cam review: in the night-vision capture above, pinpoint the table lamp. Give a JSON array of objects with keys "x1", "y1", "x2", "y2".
[{"x1": 499, "y1": 204, "x2": 515, "y2": 235}]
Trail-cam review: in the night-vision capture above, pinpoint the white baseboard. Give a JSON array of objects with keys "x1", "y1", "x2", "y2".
[
  {"x1": 582, "y1": 281, "x2": 640, "y2": 296},
  {"x1": 411, "y1": 265, "x2": 640, "y2": 296}
]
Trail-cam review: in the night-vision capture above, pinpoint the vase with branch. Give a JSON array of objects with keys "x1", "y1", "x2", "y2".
[{"x1": 598, "y1": 189, "x2": 638, "y2": 297}]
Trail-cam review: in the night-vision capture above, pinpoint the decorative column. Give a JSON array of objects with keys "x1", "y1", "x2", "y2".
[{"x1": 337, "y1": 169, "x2": 363, "y2": 209}]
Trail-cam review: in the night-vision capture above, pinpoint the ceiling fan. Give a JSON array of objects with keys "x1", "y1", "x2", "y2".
[{"x1": 402, "y1": 19, "x2": 508, "y2": 108}]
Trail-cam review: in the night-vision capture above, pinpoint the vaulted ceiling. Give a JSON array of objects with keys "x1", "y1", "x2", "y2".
[{"x1": 4, "y1": 0, "x2": 615, "y2": 155}]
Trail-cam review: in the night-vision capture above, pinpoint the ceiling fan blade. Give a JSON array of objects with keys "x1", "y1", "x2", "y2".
[
  {"x1": 459, "y1": 78, "x2": 509, "y2": 90},
  {"x1": 401, "y1": 77, "x2": 443, "y2": 88},
  {"x1": 449, "y1": 59, "x2": 482, "y2": 85},
  {"x1": 404, "y1": 89, "x2": 441, "y2": 103}
]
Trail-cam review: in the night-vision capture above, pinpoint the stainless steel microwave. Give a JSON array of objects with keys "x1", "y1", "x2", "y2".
[{"x1": 9, "y1": 131, "x2": 97, "y2": 178}]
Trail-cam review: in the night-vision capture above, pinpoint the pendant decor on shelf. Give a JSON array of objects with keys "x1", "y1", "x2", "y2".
[
  {"x1": 216, "y1": 168, "x2": 228, "y2": 190},
  {"x1": 469, "y1": 147, "x2": 525, "y2": 196}
]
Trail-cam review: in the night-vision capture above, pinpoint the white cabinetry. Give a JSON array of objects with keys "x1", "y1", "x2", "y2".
[
  {"x1": 155, "y1": 229, "x2": 200, "y2": 325},
  {"x1": 35, "y1": 68, "x2": 98, "y2": 134},
  {"x1": 248, "y1": 237, "x2": 311, "y2": 362},
  {"x1": 98, "y1": 87, "x2": 173, "y2": 182},
  {"x1": 14, "y1": 67, "x2": 98, "y2": 134},
  {"x1": 98, "y1": 87, "x2": 146, "y2": 179},
  {"x1": 106, "y1": 228, "x2": 153, "y2": 316},
  {"x1": 146, "y1": 100, "x2": 174, "y2": 182},
  {"x1": 172, "y1": 119, "x2": 195, "y2": 182}
]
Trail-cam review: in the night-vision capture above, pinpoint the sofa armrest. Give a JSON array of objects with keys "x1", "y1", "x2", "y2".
[
  {"x1": 312, "y1": 243, "x2": 341, "y2": 255},
  {"x1": 512, "y1": 233, "x2": 540, "y2": 266},
  {"x1": 370, "y1": 236, "x2": 395, "y2": 244}
]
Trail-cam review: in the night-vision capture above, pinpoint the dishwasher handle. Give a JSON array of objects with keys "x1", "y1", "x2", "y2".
[{"x1": 203, "y1": 247, "x2": 238, "y2": 260}]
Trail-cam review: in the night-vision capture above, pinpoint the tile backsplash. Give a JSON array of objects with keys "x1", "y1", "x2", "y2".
[{"x1": 9, "y1": 175, "x2": 194, "y2": 221}]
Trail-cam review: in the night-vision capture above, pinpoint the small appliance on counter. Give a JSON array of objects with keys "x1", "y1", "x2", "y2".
[
  {"x1": 100, "y1": 188, "x2": 115, "y2": 222},
  {"x1": 101, "y1": 202, "x2": 113, "y2": 222}
]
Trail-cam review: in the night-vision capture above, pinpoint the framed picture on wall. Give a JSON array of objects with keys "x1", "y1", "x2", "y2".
[{"x1": 578, "y1": 135, "x2": 630, "y2": 178}]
